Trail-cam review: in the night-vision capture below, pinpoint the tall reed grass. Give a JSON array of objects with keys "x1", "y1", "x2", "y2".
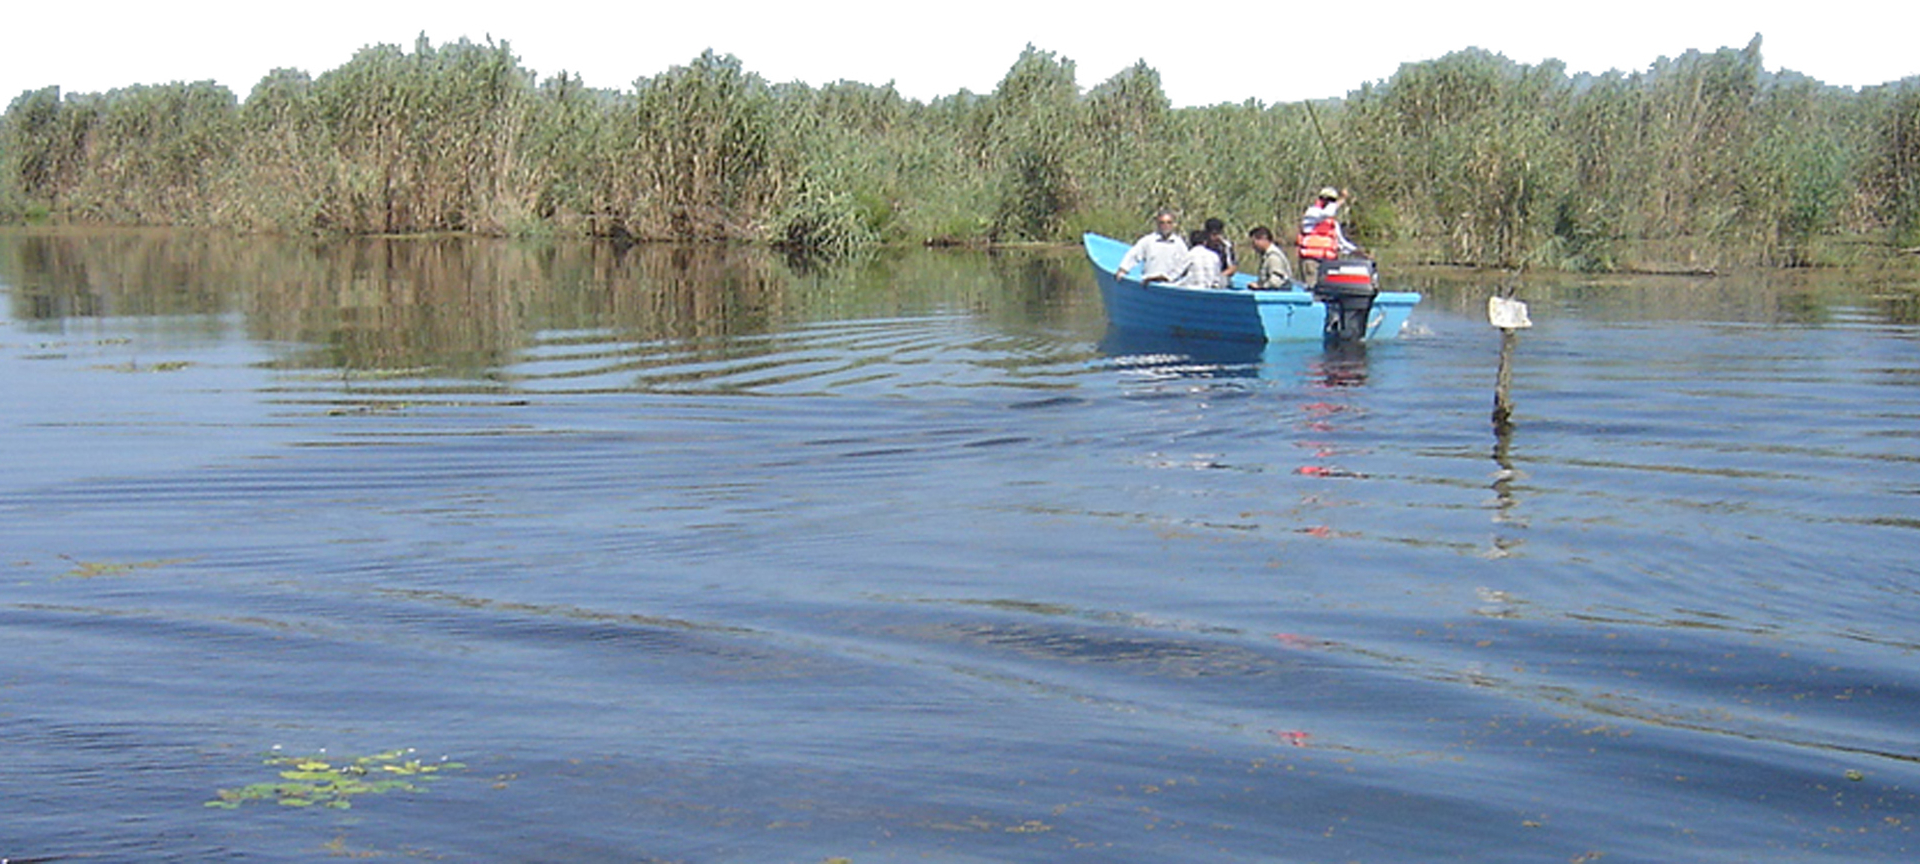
[{"x1": 4, "y1": 34, "x2": 1916, "y2": 269}]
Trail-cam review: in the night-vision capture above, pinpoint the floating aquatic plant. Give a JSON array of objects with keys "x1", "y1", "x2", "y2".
[
  {"x1": 57, "y1": 555, "x2": 194, "y2": 579},
  {"x1": 206, "y1": 749, "x2": 465, "y2": 810},
  {"x1": 91, "y1": 360, "x2": 194, "y2": 373}
]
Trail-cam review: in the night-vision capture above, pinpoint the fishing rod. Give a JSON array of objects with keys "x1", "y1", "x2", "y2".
[
  {"x1": 1302, "y1": 98, "x2": 1347, "y2": 181},
  {"x1": 1301, "y1": 97, "x2": 1368, "y2": 259}
]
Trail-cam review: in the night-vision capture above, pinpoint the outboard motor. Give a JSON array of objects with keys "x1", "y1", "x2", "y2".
[{"x1": 1313, "y1": 258, "x2": 1379, "y2": 344}]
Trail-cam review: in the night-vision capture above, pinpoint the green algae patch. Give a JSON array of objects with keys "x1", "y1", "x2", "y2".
[
  {"x1": 92, "y1": 360, "x2": 194, "y2": 373},
  {"x1": 57, "y1": 556, "x2": 195, "y2": 579},
  {"x1": 206, "y1": 749, "x2": 465, "y2": 810}
]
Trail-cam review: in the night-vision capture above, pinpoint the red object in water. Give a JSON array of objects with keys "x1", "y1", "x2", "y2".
[{"x1": 1296, "y1": 465, "x2": 1367, "y2": 479}]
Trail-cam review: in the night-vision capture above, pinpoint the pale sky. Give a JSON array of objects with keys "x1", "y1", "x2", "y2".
[{"x1": 5, "y1": 1, "x2": 1916, "y2": 109}]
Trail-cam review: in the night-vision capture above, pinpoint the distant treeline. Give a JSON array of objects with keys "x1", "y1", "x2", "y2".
[{"x1": 2, "y1": 35, "x2": 1917, "y2": 269}]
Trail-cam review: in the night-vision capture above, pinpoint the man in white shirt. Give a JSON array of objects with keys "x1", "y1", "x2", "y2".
[
  {"x1": 1116, "y1": 210, "x2": 1189, "y2": 283},
  {"x1": 1175, "y1": 229, "x2": 1227, "y2": 289}
]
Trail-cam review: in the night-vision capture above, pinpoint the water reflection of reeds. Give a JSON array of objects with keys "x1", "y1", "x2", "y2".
[
  {"x1": 1396, "y1": 260, "x2": 1920, "y2": 327},
  {"x1": 11, "y1": 228, "x2": 1909, "y2": 392},
  {"x1": 0, "y1": 229, "x2": 1106, "y2": 389}
]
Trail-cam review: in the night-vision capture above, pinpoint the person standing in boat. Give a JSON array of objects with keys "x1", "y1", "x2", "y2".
[
  {"x1": 1246, "y1": 226, "x2": 1296, "y2": 290},
  {"x1": 1116, "y1": 210, "x2": 1189, "y2": 283},
  {"x1": 1297, "y1": 187, "x2": 1359, "y2": 282},
  {"x1": 1174, "y1": 229, "x2": 1229, "y2": 289}
]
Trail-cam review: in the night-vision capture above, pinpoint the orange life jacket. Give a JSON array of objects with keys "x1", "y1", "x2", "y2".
[{"x1": 1297, "y1": 219, "x2": 1341, "y2": 261}]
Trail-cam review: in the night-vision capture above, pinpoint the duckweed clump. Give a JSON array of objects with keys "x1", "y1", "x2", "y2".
[{"x1": 206, "y1": 748, "x2": 465, "y2": 810}]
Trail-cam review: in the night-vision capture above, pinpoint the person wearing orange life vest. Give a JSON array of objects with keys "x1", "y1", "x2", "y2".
[{"x1": 1297, "y1": 186, "x2": 1359, "y2": 282}]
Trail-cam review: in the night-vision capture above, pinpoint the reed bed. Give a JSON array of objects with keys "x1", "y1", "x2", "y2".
[{"x1": 4, "y1": 35, "x2": 1917, "y2": 269}]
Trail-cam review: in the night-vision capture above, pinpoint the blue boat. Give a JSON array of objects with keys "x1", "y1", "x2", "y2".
[{"x1": 1085, "y1": 232, "x2": 1422, "y2": 343}]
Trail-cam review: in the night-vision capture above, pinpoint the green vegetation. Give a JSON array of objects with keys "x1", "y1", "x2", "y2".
[
  {"x1": 56, "y1": 555, "x2": 194, "y2": 579},
  {"x1": 206, "y1": 748, "x2": 465, "y2": 810},
  {"x1": 3, "y1": 34, "x2": 1918, "y2": 269}
]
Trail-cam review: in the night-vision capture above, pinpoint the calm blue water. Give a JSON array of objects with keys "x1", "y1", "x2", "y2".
[{"x1": 3, "y1": 231, "x2": 1918, "y2": 862}]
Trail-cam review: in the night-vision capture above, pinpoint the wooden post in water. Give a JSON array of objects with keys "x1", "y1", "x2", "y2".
[
  {"x1": 1492, "y1": 330, "x2": 1518, "y2": 431},
  {"x1": 1488, "y1": 289, "x2": 1531, "y2": 433},
  {"x1": 1485, "y1": 285, "x2": 1532, "y2": 557}
]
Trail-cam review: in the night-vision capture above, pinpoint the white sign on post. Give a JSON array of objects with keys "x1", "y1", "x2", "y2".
[{"x1": 1488, "y1": 295, "x2": 1532, "y2": 330}]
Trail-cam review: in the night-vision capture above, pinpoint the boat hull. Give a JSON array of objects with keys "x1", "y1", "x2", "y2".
[{"x1": 1085, "y1": 232, "x2": 1420, "y2": 343}]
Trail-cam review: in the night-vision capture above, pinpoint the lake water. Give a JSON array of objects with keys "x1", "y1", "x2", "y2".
[{"x1": 3, "y1": 229, "x2": 1918, "y2": 862}]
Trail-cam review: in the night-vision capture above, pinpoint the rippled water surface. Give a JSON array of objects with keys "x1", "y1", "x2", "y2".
[{"x1": 3, "y1": 230, "x2": 1919, "y2": 862}]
